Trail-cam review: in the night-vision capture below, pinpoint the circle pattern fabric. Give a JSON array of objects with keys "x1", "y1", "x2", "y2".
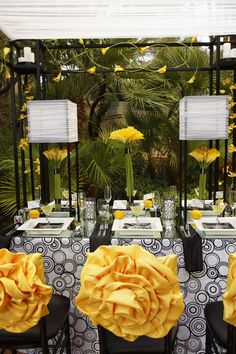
[{"x1": 10, "y1": 236, "x2": 233, "y2": 353}]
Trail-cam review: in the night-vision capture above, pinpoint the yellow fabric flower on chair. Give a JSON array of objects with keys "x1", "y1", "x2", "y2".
[
  {"x1": 75, "y1": 245, "x2": 184, "y2": 341},
  {"x1": 0, "y1": 249, "x2": 52, "y2": 333},
  {"x1": 223, "y1": 253, "x2": 236, "y2": 326}
]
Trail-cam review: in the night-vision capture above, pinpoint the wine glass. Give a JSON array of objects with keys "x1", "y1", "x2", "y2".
[
  {"x1": 130, "y1": 203, "x2": 144, "y2": 226},
  {"x1": 104, "y1": 186, "x2": 112, "y2": 205},
  {"x1": 152, "y1": 191, "x2": 161, "y2": 217},
  {"x1": 211, "y1": 201, "x2": 227, "y2": 228},
  {"x1": 40, "y1": 202, "x2": 54, "y2": 225},
  {"x1": 229, "y1": 189, "x2": 236, "y2": 217}
]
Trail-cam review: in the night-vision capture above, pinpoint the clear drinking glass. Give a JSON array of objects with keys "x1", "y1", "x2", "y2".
[
  {"x1": 130, "y1": 203, "x2": 144, "y2": 225},
  {"x1": 104, "y1": 186, "x2": 112, "y2": 205},
  {"x1": 152, "y1": 191, "x2": 161, "y2": 217},
  {"x1": 40, "y1": 202, "x2": 54, "y2": 225},
  {"x1": 229, "y1": 189, "x2": 236, "y2": 216},
  {"x1": 211, "y1": 202, "x2": 226, "y2": 228}
]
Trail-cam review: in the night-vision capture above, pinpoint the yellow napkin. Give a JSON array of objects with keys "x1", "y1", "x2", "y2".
[
  {"x1": 0, "y1": 248, "x2": 52, "y2": 333},
  {"x1": 75, "y1": 245, "x2": 184, "y2": 341},
  {"x1": 223, "y1": 253, "x2": 236, "y2": 326}
]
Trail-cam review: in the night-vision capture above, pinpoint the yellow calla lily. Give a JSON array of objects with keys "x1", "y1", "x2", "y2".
[
  {"x1": 230, "y1": 113, "x2": 236, "y2": 119},
  {"x1": 189, "y1": 147, "x2": 220, "y2": 171},
  {"x1": 139, "y1": 46, "x2": 149, "y2": 55},
  {"x1": 228, "y1": 171, "x2": 236, "y2": 178},
  {"x1": 100, "y1": 47, "x2": 109, "y2": 55},
  {"x1": 3, "y1": 47, "x2": 10, "y2": 58},
  {"x1": 43, "y1": 148, "x2": 68, "y2": 168},
  {"x1": 114, "y1": 65, "x2": 124, "y2": 72},
  {"x1": 191, "y1": 36, "x2": 197, "y2": 43},
  {"x1": 157, "y1": 65, "x2": 167, "y2": 74},
  {"x1": 87, "y1": 66, "x2": 96, "y2": 74},
  {"x1": 52, "y1": 72, "x2": 61, "y2": 83},
  {"x1": 187, "y1": 75, "x2": 196, "y2": 84}
]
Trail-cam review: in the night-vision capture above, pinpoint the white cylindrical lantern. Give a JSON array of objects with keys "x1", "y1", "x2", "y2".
[
  {"x1": 179, "y1": 96, "x2": 229, "y2": 140},
  {"x1": 27, "y1": 100, "x2": 78, "y2": 143}
]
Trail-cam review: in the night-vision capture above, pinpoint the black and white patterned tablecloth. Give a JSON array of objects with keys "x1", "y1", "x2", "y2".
[{"x1": 10, "y1": 236, "x2": 235, "y2": 353}]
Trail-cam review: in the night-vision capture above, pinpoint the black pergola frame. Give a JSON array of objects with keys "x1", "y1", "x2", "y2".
[{"x1": 3, "y1": 35, "x2": 236, "y2": 222}]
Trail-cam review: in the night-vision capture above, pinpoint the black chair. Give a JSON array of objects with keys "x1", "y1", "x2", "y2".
[
  {"x1": 87, "y1": 241, "x2": 181, "y2": 354},
  {"x1": 205, "y1": 301, "x2": 236, "y2": 354},
  {"x1": 0, "y1": 294, "x2": 71, "y2": 354},
  {"x1": 97, "y1": 325, "x2": 178, "y2": 354},
  {"x1": 0, "y1": 247, "x2": 71, "y2": 354}
]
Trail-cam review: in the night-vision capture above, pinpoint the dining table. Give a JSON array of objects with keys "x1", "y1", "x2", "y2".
[{"x1": 7, "y1": 212, "x2": 236, "y2": 354}]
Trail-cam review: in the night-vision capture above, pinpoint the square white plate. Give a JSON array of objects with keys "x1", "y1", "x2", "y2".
[
  {"x1": 112, "y1": 217, "x2": 162, "y2": 237},
  {"x1": 194, "y1": 217, "x2": 236, "y2": 236},
  {"x1": 17, "y1": 217, "x2": 74, "y2": 235}
]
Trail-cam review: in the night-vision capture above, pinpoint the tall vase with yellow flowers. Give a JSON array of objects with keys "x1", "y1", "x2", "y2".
[
  {"x1": 43, "y1": 148, "x2": 67, "y2": 211},
  {"x1": 189, "y1": 147, "x2": 220, "y2": 200},
  {"x1": 109, "y1": 126, "x2": 144, "y2": 203}
]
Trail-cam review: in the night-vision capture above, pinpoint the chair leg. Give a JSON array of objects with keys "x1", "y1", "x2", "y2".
[
  {"x1": 65, "y1": 316, "x2": 71, "y2": 354},
  {"x1": 205, "y1": 325, "x2": 216, "y2": 354}
]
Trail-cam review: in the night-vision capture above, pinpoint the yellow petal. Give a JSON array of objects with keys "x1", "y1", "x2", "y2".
[
  {"x1": 187, "y1": 75, "x2": 196, "y2": 84},
  {"x1": 52, "y1": 72, "x2": 61, "y2": 83},
  {"x1": 229, "y1": 101, "x2": 236, "y2": 109},
  {"x1": 139, "y1": 46, "x2": 149, "y2": 55},
  {"x1": 19, "y1": 138, "x2": 29, "y2": 150},
  {"x1": 191, "y1": 36, "x2": 197, "y2": 43},
  {"x1": 230, "y1": 84, "x2": 236, "y2": 90},
  {"x1": 157, "y1": 65, "x2": 167, "y2": 74},
  {"x1": 26, "y1": 95, "x2": 34, "y2": 100},
  {"x1": 230, "y1": 113, "x2": 236, "y2": 119},
  {"x1": 20, "y1": 103, "x2": 27, "y2": 112},
  {"x1": 228, "y1": 144, "x2": 236, "y2": 153},
  {"x1": 79, "y1": 38, "x2": 84, "y2": 46},
  {"x1": 101, "y1": 47, "x2": 109, "y2": 55},
  {"x1": 4, "y1": 67, "x2": 11, "y2": 79},
  {"x1": 228, "y1": 171, "x2": 236, "y2": 178},
  {"x1": 3, "y1": 47, "x2": 10, "y2": 58},
  {"x1": 19, "y1": 114, "x2": 27, "y2": 120},
  {"x1": 87, "y1": 66, "x2": 96, "y2": 74},
  {"x1": 114, "y1": 65, "x2": 124, "y2": 72}
]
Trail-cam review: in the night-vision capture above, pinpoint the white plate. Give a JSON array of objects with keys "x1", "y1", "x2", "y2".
[
  {"x1": 194, "y1": 217, "x2": 236, "y2": 236},
  {"x1": 112, "y1": 200, "x2": 144, "y2": 210},
  {"x1": 17, "y1": 217, "x2": 74, "y2": 235},
  {"x1": 112, "y1": 217, "x2": 162, "y2": 237}
]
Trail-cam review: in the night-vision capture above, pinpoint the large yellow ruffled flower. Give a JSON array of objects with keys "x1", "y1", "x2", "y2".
[
  {"x1": 109, "y1": 126, "x2": 144, "y2": 144},
  {"x1": 0, "y1": 249, "x2": 52, "y2": 333},
  {"x1": 75, "y1": 245, "x2": 184, "y2": 341},
  {"x1": 189, "y1": 147, "x2": 220, "y2": 171},
  {"x1": 223, "y1": 254, "x2": 236, "y2": 326}
]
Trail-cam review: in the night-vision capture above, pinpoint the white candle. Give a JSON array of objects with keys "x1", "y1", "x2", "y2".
[{"x1": 222, "y1": 43, "x2": 231, "y2": 58}]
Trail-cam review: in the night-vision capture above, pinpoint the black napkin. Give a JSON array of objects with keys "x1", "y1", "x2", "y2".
[
  {"x1": 89, "y1": 223, "x2": 112, "y2": 252},
  {"x1": 177, "y1": 225, "x2": 203, "y2": 272}
]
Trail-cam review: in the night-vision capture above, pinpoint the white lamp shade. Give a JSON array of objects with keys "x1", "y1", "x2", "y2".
[
  {"x1": 27, "y1": 100, "x2": 78, "y2": 143},
  {"x1": 179, "y1": 96, "x2": 229, "y2": 140}
]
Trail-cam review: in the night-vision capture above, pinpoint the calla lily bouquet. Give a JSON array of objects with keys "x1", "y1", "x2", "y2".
[
  {"x1": 109, "y1": 126, "x2": 144, "y2": 200},
  {"x1": 43, "y1": 148, "x2": 68, "y2": 211},
  {"x1": 189, "y1": 147, "x2": 220, "y2": 199}
]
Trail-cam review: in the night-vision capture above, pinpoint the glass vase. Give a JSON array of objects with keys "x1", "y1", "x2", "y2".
[
  {"x1": 198, "y1": 173, "x2": 206, "y2": 201},
  {"x1": 54, "y1": 168, "x2": 62, "y2": 211},
  {"x1": 124, "y1": 147, "x2": 134, "y2": 202}
]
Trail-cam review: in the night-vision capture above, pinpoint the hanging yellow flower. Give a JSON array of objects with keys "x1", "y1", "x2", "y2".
[
  {"x1": 229, "y1": 144, "x2": 236, "y2": 153},
  {"x1": 19, "y1": 138, "x2": 29, "y2": 150},
  {"x1": 187, "y1": 75, "x2": 196, "y2": 84},
  {"x1": 229, "y1": 101, "x2": 236, "y2": 109},
  {"x1": 24, "y1": 168, "x2": 31, "y2": 174},
  {"x1": 157, "y1": 65, "x2": 167, "y2": 74},
  {"x1": 229, "y1": 124, "x2": 236, "y2": 133},
  {"x1": 139, "y1": 46, "x2": 149, "y2": 55},
  {"x1": 26, "y1": 95, "x2": 34, "y2": 100},
  {"x1": 230, "y1": 113, "x2": 236, "y2": 119},
  {"x1": 100, "y1": 47, "x2": 109, "y2": 55},
  {"x1": 4, "y1": 67, "x2": 11, "y2": 80},
  {"x1": 79, "y1": 38, "x2": 84, "y2": 46},
  {"x1": 19, "y1": 114, "x2": 27, "y2": 120},
  {"x1": 3, "y1": 47, "x2": 10, "y2": 58},
  {"x1": 228, "y1": 171, "x2": 236, "y2": 178},
  {"x1": 87, "y1": 66, "x2": 96, "y2": 74},
  {"x1": 114, "y1": 65, "x2": 124, "y2": 72},
  {"x1": 52, "y1": 72, "x2": 61, "y2": 83},
  {"x1": 20, "y1": 103, "x2": 27, "y2": 112},
  {"x1": 24, "y1": 82, "x2": 32, "y2": 94},
  {"x1": 34, "y1": 158, "x2": 40, "y2": 175}
]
